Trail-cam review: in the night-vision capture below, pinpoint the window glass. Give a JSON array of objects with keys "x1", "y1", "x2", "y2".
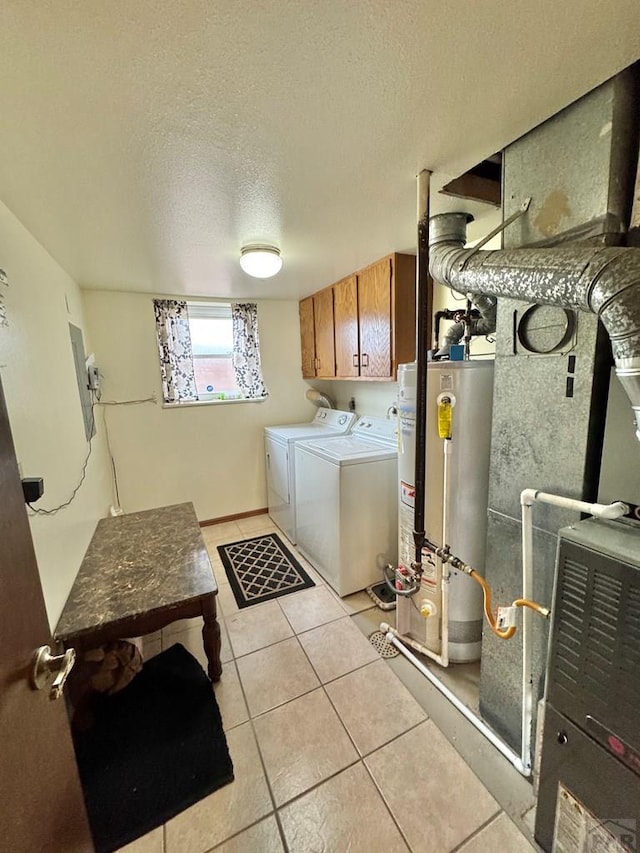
[
  {"x1": 189, "y1": 318, "x2": 233, "y2": 356},
  {"x1": 188, "y1": 303, "x2": 242, "y2": 400}
]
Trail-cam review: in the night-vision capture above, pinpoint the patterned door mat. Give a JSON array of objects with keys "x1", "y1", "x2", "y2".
[{"x1": 217, "y1": 533, "x2": 315, "y2": 609}]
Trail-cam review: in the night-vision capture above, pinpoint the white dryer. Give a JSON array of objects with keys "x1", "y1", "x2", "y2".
[
  {"x1": 294, "y1": 416, "x2": 398, "y2": 596},
  {"x1": 265, "y1": 408, "x2": 356, "y2": 544}
]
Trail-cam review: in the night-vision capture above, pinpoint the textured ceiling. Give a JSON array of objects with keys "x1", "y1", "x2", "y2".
[{"x1": 0, "y1": 1, "x2": 639, "y2": 300}]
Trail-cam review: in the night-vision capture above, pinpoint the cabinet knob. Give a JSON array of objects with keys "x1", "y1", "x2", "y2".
[
  {"x1": 361, "y1": 353, "x2": 369, "y2": 367},
  {"x1": 352, "y1": 354, "x2": 359, "y2": 367}
]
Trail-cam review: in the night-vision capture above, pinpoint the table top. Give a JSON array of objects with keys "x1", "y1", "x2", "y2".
[{"x1": 55, "y1": 502, "x2": 217, "y2": 640}]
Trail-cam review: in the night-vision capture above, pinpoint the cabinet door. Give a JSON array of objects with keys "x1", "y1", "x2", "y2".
[
  {"x1": 358, "y1": 257, "x2": 392, "y2": 377},
  {"x1": 313, "y1": 287, "x2": 336, "y2": 377},
  {"x1": 333, "y1": 275, "x2": 359, "y2": 377},
  {"x1": 299, "y1": 297, "x2": 316, "y2": 377}
]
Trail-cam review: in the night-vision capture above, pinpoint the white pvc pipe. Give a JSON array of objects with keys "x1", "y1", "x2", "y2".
[
  {"x1": 386, "y1": 491, "x2": 627, "y2": 779},
  {"x1": 520, "y1": 489, "x2": 627, "y2": 519},
  {"x1": 439, "y1": 439, "x2": 452, "y2": 666},
  {"x1": 407, "y1": 626, "x2": 449, "y2": 668},
  {"x1": 520, "y1": 501, "x2": 534, "y2": 774},
  {"x1": 417, "y1": 169, "x2": 431, "y2": 222},
  {"x1": 382, "y1": 622, "x2": 530, "y2": 776},
  {"x1": 517, "y1": 490, "x2": 626, "y2": 774}
]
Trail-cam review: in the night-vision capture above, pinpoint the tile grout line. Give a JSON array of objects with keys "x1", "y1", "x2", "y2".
[
  {"x1": 160, "y1": 589, "x2": 279, "y2": 850},
  {"x1": 153, "y1": 541, "x2": 523, "y2": 853},
  {"x1": 229, "y1": 640, "x2": 292, "y2": 853},
  {"x1": 300, "y1": 608, "x2": 421, "y2": 847},
  {"x1": 186, "y1": 534, "x2": 419, "y2": 851},
  {"x1": 240, "y1": 601, "x2": 375, "y2": 836},
  {"x1": 225, "y1": 564, "x2": 367, "y2": 845},
  {"x1": 287, "y1": 602, "x2": 432, "y2": 850},
  {"x1": 158, "y1": 528, "x2": 306, "y2": 853},
  {"x1": 378, "y1": 650, "x2": 539, "y2": 834},
  {"x1": 239, "y1": 641, "x2": 403, "y2": 723},
  {"x1": 201, "y1": 812, "x2": 277, "y2": 853},
  {"x1": 154, "y1": 569, "x2": 413, "y2": 843},
  {"x1": 272, "y1": 755, "x2": 363, "y2": 811},
  {"x1": 227, "y1": 612, "x2": 366, "y2": 664},
  {"x1": 447, "y1": 808, "x2": 503, "y2": 853},
  {"x1": 278, "y1": 613, "x2": 427, "y2": 850},
  {"x1": 359, "y1": 757, "x2": 415, "y2": 852}
]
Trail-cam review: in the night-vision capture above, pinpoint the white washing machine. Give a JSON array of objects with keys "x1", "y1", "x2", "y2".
[
  {"x1": 265, "y1": 408, "x2": 356, "y2": 544},
  {"x1": 294, "y1": 416, "x2": 398, "y2": 596}
]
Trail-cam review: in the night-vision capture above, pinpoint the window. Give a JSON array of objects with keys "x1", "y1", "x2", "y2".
[
  {"x1": 188, "y1": 303, "x2": 243, "y2": 401},
  {"x1": 152, "y1": 298, "x2": 268, "y2": 405}
]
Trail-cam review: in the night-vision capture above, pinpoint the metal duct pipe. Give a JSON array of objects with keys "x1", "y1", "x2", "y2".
[
  {"x1": 435, "y1": 293, "x2": 497, "y2": 358},
  {"x1": 429, "y1": 213, "x2": 640, "y2": 440}
]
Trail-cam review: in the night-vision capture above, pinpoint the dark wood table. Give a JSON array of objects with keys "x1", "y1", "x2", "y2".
[{"x1": 55, "y1": 502, "x2": 222, "y2": 681}]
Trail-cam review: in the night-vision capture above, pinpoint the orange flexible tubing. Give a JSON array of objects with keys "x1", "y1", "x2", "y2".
[
  {"x1": 469, "y1": 570, "x2": 516, "y2": 640},
  {"x1": 513, "y1": 598, "x2": 549, "y2": 617}
]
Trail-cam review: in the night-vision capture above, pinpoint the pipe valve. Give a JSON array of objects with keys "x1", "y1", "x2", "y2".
[{"x1": 419, "y1": 599, "x2": 437, "y2": 620}]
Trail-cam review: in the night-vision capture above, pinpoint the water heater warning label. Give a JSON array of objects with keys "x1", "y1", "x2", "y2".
[
  {"x1": 400, "y1": 480, "x2": 415, "y2": 509},
  {"x1": 553, "y1": 784, "x2": 635, "y2": 852},
  {"x1": 399, "y1": 500, "x2": 414, "y2": 568},
  {"x1": 439, "y1": 373, "x2": 453, "y2": 391}
]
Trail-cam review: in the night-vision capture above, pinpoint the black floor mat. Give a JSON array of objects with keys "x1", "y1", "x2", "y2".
[
  {"x1": 218, "y1": 532, "x2": 315, "y2": 608},
  {"x1": 72, "y1": 643, "x2": 234, "y2": 853}
]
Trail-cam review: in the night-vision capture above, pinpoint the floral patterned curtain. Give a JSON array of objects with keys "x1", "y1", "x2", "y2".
[
  {"x1": 0, "y1": 268, "x2": 8, "y2": 326},
  {"x1": 153, "y1": 299, "x2": 198, "y2": 403},
  {"x1": 231, "y1": 303, "x2": 268, "y2": 399}
]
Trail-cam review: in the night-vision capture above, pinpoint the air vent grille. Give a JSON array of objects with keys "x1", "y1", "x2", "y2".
[
  {"x1": 554, "y1": 558, "x2": 588, "y2": 695},
  {"x1": 619, "y1": 585, "x2": 640, "y2": 707},
  {"x1": 550, "y1": 541, "x2": 640, "y2": 739}
]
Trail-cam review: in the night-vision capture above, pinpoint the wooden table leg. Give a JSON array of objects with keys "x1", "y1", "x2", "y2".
[{"x1": 202, "y1": 594, "x2": 222, "y2": 682}]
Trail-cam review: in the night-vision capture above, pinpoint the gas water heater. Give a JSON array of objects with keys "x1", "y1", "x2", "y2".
[{"x1": 396, "y1": 361, "x2": 494, "y2": 664}]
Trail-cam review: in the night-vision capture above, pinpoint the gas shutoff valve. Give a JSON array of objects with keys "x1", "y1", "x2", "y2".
[{"x1": 395, "y1": 566, "x2": 413, "y2": 591}]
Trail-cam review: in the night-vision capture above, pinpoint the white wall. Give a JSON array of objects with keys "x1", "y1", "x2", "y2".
[
  {"x1": 308, "y1": 379, "x2": 399, "y2": 418},
  {"x1": 83, "y1": 291, "x2": 312, "y2": 520},
  {"x1": 0, "y1": 200, "x2": 113, "y2": 630}
]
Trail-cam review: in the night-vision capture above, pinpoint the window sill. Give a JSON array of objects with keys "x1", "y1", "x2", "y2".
[{"x1": 162, "y1": 396, "x2": 268, "y2": 409}]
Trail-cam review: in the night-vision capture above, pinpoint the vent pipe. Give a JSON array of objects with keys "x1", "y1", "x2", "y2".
[
  {"x1": 435, "y1": 293, "x2": 497, "y2": 358},
  {"x1": 429, "y1": 213, "x2": 640, "y2": 440}
]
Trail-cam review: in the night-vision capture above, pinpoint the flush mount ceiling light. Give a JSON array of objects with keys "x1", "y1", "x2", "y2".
[{"x1": 239, "y1": 245, "x2": 283, "y2": 278}]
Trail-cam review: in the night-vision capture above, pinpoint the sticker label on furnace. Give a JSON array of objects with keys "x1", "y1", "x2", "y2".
[{"x1": 552, "y1": 783, "x2": 635, "y2": 852}]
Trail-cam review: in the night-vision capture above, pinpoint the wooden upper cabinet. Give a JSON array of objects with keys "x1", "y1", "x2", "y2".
[
  {"x1": 299, "y1": 253, "x2": 416, "y2": 381},
  {"x1": 358, "y1": 257, "x2": 392, "y2": 377},
  {"x1": 390, "y1": 253, "x2": 419, "y2": 372},
  {"x1": 333, "y1": 275, "x2": 359, "y2": 377},
  {"x1": 299, "y1": 288, "x2": 336, "y2": 379},
  {"x1": 313, "y1": 287, "x2": 336, "y2": 378},
  {"x1": 299, "y1": 296, "x2": 316, "y2": 379},
  {"x1": 299, "y1": 297, "x2": 316, "y2": 378}
]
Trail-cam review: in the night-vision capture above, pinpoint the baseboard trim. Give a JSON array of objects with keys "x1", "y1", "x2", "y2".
[{"x1": 200, "y1": 508, "x2": 269, "y2": 527}]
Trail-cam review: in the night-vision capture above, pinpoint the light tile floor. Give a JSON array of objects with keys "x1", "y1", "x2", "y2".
[{"x1": 119, "y1": 517, "x2": 539, "y2": 853}]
